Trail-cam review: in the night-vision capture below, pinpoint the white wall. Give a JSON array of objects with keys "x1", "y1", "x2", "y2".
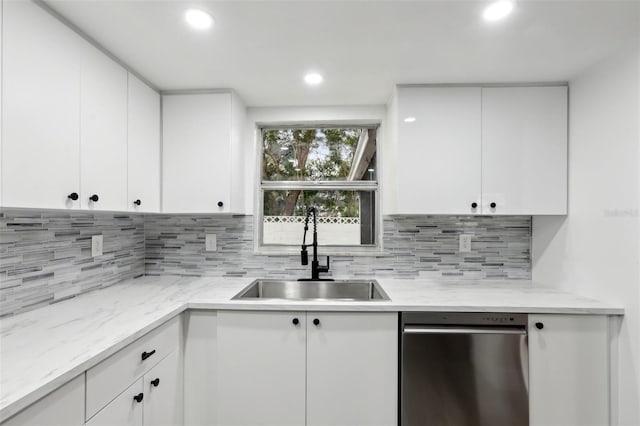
[
  {"x1": 242, "y1": 105, "x2": 387, "y2": 214},
  {"x1": 532, "y1": 40, "x2": 640, "y2": 425}
]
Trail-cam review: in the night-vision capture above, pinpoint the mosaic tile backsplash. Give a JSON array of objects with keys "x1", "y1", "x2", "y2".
[
  {"x1": 0, "y1": 209, "x2": 144, "y2": 317},
  {"x1": 1, "y1": 211, "x2": 531, "y2": 317},
  {"x1": 145, "y1": 215, "x2": 531, "y2": 280}
]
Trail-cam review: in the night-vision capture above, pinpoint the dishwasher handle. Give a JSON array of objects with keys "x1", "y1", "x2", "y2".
[{"x1": 403, "y1": 325, "x2": 527, "y2": 335}]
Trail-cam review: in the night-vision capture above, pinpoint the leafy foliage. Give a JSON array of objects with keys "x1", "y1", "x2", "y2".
[{"x1": 262, "y1": 128, "x2": 362, "y2": 216}]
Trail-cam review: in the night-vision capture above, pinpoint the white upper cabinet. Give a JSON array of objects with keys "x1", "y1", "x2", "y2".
[
  {"x1": 127, "y1": 74, "x2": 161, "y2": 213},
  {"x1": 80, "y1": 43, "x2": 128, "y2": 211},
  {"x1": 396, "y1": 87, "x2": 482, "y2": 214},
  {"x1": 1, "y1": 0, "x2": 82, "y2": 209},
  {"x1": 162, "y1": 92, "x2": 245, "y2": 213},
  {"x1": 391, "y1": 85, "x2": 567, "y2": 215},
  {"x1": 482, "y1": 87, "x2": 568, "y2": 215}
]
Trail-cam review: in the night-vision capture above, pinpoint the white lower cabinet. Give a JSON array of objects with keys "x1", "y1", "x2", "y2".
[
  {"x1": 1, "y1": 374, "x2": 85, "y2": 426},
  {"x1": 86, "y1": 379, "x2": 144, "y2": 426},
  {"x1": 143, "y1": 349, "x2": 183, "y2": 426},
  {"x1": 183, "y1": 311, "x2": 218, "y2": 426},
  {"x1": 217, "y1": 310, "x2": 306, "y2": 426},
  {"x1": 306, "y1": 312, "x2": 398, "y2": 426},
  {"x1": 217, "y1": 310, "x2": 398, "y2": 426},
  {"x1": 529, "y1": 314, "x2": 609, "y2": 426},
  {"x1": 85, "y1": 316, "x2": 183, "y2": 426}
]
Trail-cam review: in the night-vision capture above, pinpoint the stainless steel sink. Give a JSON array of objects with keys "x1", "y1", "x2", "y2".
[{"x1": 231, "y1": 279, "x2": 391, "y2": 301}]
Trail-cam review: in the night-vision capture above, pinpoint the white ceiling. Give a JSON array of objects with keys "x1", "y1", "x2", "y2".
[{"x1": 45, "y1": 0, "x2": 640, "y2": 107}]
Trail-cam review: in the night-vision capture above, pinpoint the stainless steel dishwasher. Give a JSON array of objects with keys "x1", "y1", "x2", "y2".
[{"x1": 400, "y1": 312, "x2": 529, "y2": 426}]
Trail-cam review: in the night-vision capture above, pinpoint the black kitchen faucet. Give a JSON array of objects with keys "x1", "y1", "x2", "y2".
[{"x1": 298, "y1": 207, "x2": 333, "y2": 281}]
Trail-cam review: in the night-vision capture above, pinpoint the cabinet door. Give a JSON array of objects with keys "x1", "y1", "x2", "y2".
[
  {"x1": 1, "y1": 375, "x2": 84, "y2": 426},
  {"x1": 396, "y1": 87, "x2": 482, "y2": 214},
  {"x1": 80, "y1": 42, "x2": 128, "y2": 211},
  {"x1": 86, "y1": 379, "x2": 144, "y2": 426},
  {"x1": 217, "y1": 311, "x2": 306, "y2": 426},
  {"x1": 144, "y1": 350, "x2": 183, "y2": 426},
  {"x1": 529, "y1": 314, "x2": 608, "y2": 426},
  {"x1": 183, "y1": 310, "x2": 217, "y2": 426},
  {"x1": 127, "y1": 73, "x2": 160, "y2": 212},
  {"x1": 481, "y1": 87, "x2": 567, "y2": 215},
  {"x1": 162, "y1": 93, "x2": 231, "y2": 213},
  {"x1": 306, "y1": 312, "x2": 398, "y2": 426},
  {"x1": 1, "y1": 0, "x2": 81, "y2": 209}
]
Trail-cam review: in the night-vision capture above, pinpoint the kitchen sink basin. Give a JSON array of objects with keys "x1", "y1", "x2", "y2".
[{"x1": 231, "y1": 279, "x2": 391, "y2": 301}]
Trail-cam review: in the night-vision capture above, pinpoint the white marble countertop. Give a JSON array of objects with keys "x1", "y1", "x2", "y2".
[{"x1": 0, "y1": 275, "x2": 623, "y2": 421}]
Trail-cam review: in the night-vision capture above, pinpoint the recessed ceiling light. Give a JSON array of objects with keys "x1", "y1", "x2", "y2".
[
  {"x1": 404, "y1": 117, "x2": 417, "y2": 123},
  {"x1": 483, "y1": 1, "x2": 514, "y2": 21},
  {"x1": 304, "y1": 73, "x2": 324, "y2": 85},
  {"x1": 185, "y1": 8, "x2": 214, "y2": 30},
  {"x1": 368, "y1": 168, "x2": 375, "y2": 172}
]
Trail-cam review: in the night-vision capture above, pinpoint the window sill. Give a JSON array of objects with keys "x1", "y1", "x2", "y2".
[{"x1": 255, "y1": 244, "x2": 383, "y2": 257}]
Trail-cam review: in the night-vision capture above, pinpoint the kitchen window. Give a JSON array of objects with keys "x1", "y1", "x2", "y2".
[{"x1": 257, "y1": 125, "x2": 379, "y2": 254}]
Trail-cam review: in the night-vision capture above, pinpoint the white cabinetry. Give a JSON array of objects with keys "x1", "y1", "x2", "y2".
[
  {"x1": 143, "y1": 349, "x2": 183, "y2": 426},
  {"x1": 392, "y1": 85, "x2": 567, "y2": 215},
  {"x1": 183, "y1": 310, "x2": 218, "y2": 426},
  {"x1": 396, "y1": 87, "x2": 482, "y2": 214},
  {"x1": 85, "y1": 379, "x2": 143, "y2": 426},
  {"x1": 162, "y1": 92, "x2": 245, "y2": 213},
  {"x1": 482, "y1": 87, "x2": 567, "y2": 214},
  {"x1": 306, "y1": 312, "x2": 398, "y2": 426},
  {"x1": 217, "y1": 310, "x2": 397, "y2": 426},
  {"x1": 217, "y1": 311, "x2": 306, "y2": 426},
  {"x1": 529, "y1": 314, "x2": 609, "y2": 426},
  {"x1": 0, "y1": 375, "x2": 85, "y2": 426},
  {"x1": 85, "y1": 316, "x2": 182, "y2": 425},
  {"x1": 127, "y1": 73, "x2": 161, "y2": 212},
  {"x1": 1, "y1": 1, "x2": 160, "y2": 212},
  {"x1": 80, "y1": 43, "x2": 128, "y2": 211},
  {"x1": 1, "y1": 0, "x2": 82, "y2": 209}
]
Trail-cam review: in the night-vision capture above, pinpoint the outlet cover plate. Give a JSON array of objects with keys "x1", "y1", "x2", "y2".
[
  {"x1": 91, "y1": 235, "x2": 103, "y2": 257},
  {"x1": 205, "y1": 234, "x2": 217, "y2": 252},
  {"x1": 459, "y1": 234, "x2": 472, "y2": 253}
]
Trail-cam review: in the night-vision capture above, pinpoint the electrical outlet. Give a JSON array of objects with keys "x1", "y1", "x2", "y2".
[
  {"x1": 91, "y1": 235, "x2": 103, "y2": 257},
  {"x1": 205, "y1": 234, "x2": 217, "y2": 252},
  {"x1": 459, "y1": 234, "x2": 472, "y2": 253}
]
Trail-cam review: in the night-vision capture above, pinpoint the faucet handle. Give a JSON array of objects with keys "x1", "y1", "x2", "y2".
[{"x1": 317, "y1": 256, "x2": 330, "y2": 273}]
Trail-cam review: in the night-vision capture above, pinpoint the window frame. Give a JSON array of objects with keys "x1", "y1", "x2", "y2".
[{"x1": 254, "y1": 123, "x2": 383, "y2": 256}]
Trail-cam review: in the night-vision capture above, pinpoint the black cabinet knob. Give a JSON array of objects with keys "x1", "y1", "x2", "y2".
[
  {"x1": 217, "y1": 201, "x2": 224, "y2": 207},
  {"x1": 89, "y1": 194, "x2": 99, "y2": 202},
  {"x1": 151, "y1": 378, "x2": 160, "y2": 387},
  {"x1": 471, "y1": 202, "x2": 478, "y2": 209},
  {"x1": 67, "y1": 192, "x2": 79, "y2": 201},
  {"x1": 141, "y1": 349, "x2": 156, "y2": 361},
  {"x1": 133, "y1": 199, "x2": 141, "y2": 206},
  {"x1": 292, "y1": 318, "x2": 299, "y2": 325},
  {"x1": 490, "y1": 202, "x2": 497, "y2": 209},
  {"x1": 535, "y1": 322, "x2": 544, "y2": 330},
  {"x1": 313, "y1": 318, "x2": 320, "y2": 326},
  {"x1": 133, "y1": 393, "x2": 144, "y2": 403}
]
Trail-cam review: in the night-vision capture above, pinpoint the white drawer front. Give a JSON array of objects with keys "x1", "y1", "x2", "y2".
[{"x1": 86, "y1": 316, "x2": 180, "y2": 420}]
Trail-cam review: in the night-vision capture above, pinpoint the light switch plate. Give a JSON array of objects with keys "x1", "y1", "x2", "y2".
[
  {"x1": 205, "y1": 234, "x2": 217, "y2": 252},
  {"x1": 459, "y1": 234, "x2": 472, "y2": 253},
  {"x1": 91, "y1": 235, "x2": 103, "y2": 257}
]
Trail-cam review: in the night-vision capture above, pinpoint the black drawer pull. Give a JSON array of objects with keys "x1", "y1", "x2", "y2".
[
  {"x1": 151, "y1": 378, "x2": 160, "y2": 387},
  {"x1": 67, "y1": 192, "x2": 79, "y2": 201},
  {"x1": 535, "y1": 322, "x2": 544, "y2": 330},
  {"x1": 141, "y1": 349, "x2": 156, "y2": 361},
  {"x1": 133, "y1": 393, "x2": 144, "y2": 403}
]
